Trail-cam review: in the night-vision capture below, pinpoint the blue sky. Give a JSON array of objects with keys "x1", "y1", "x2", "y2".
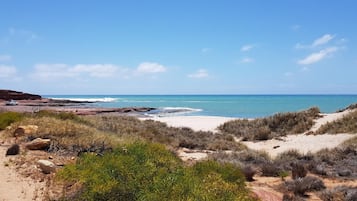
[{"x1": 0, "y1": 0, "x2": 356, "y2": 95}]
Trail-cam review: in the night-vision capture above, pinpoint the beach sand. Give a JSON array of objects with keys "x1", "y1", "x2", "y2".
[{"x1": 141, "y1": 115, "x2": 237, "y2": 132}]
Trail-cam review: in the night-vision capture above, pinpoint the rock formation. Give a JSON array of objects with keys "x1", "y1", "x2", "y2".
[{"x1": 0, "y1": 89, "x2": 42, "y2": 100}]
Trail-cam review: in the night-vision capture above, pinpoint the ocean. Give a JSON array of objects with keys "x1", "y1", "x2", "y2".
[{"x1": 45, "y1": 95, "x2": 357, "y2": 118}]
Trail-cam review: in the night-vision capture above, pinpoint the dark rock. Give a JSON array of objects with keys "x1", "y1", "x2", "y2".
[
  {"x1": 6, "y1": 144, "x2": 20, "y2": 156},
  {"x1": 0, "y1": 89, "x2": 41, "y2": 100}
]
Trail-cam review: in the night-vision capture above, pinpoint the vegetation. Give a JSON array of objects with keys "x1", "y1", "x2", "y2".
[
  {"x1": 285, "y1": 176, "x2": 325, "y2": 196},
  {"x1": 0, "y1": 111, "x2": 23, "y2": 130},
  {"x1": 319, "y1": 185, "x2": 357, "y2": 201},
  {"x1": 85, "y1": 115, "x2": 245, "y2": 151},
  {"x1": 58, "y1": 142, "x2": 256, "y2": 201},
  {"x1": 219, "y1": 107, "x2": 320, "y2": 141},
  {"x1": 316, "y1": 110, "x2": 357, "y2": 134},
  {"x1": 5, "y1": 116, "x2": 116, "y2": 155}
]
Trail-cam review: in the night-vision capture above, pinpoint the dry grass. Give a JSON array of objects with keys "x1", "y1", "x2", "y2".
[
  {"x1": 84, "y1": 115, "x2": 246, "y2": 151},
  {"x1": 4, "y1": 116, "x2": 118, "y2": 155},
  {"x1": 219, "y1": 107, "x2": 320, "y2": 141},
  {"x1": 3, "y1": 112, "x2": 246, "y2": 155},
  {"x1": 316, "y1": 110, "x2": 357, "y2": 134}
]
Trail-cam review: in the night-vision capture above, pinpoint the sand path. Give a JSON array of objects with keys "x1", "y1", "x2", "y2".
[{"x1": 0, "y1": 135, "x2": 44, "y2": 201}]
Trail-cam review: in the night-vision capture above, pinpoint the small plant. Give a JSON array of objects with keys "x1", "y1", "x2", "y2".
[{"x1": 279, "y1": 171, "x2": 289, "y2": 181}]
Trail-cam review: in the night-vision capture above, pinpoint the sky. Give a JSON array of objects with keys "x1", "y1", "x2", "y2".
[{"x1": 0, "y1": 0, "x2": 357, "y2": 95}]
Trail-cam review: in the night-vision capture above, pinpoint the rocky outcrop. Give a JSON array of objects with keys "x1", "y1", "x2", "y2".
[
  {"x1": 25, "y1": 138, "x2": 51, "y2": 150},
  {"x1": 0, "y1": 90, "x2": 42, "y2": 100},
  {"x1": 37, "y1": 160, "x2": 56, "y2": 174}
]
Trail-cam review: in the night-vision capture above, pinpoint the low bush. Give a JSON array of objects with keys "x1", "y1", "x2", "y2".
[
  {"x1": 291, "y1": 162, "x2": 307, "y2": 179},
  {"x1": 285, "y1": 176, "x2": 325, "y2": 196},
  {"x1": 242, "y1": 165, "x2": 256, "y2": 181},
  {"x1": 209, "y1": 149, "x2": 271, "y2": 168},
  {"x1": 0, "y1": 111, "x2": 23, "y2": 130},
  {"x1": 58, "y1": 142, "x2": 256, "y2": 201},
  {"x1": 261, "y1": 162, "x2": 282, "y2": 177},
  {"x1": 319, "y1": 185, "x2": 357, "y2": 201},
  {"x1": 219, "y1": 107, "x2": 320, "y2": 141}
]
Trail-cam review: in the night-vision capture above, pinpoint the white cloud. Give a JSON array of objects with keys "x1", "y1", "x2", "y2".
[
  {"x1": 32, "y1": 64, "x2": 74, "y2": 80},
  {"x1": 240, "y1": 57, "x2": 254, "y2": 63},
  {"x1": 241, "y1": 44, "x2": 254, "y2": 52},
  {"x1": 136, "y1": 62, "x2": 167, "y2": 74},
  {"x1": 298, "y1": 47, "x2": 338, "y2": 65},
  {"x1": 312, "y1": 34, "x2": 334, "y2": 47},
  {"x1": 0, "y1": 54, "x2": 12, "y2": 62},
  {"x1": 0, "y1": 65, "x2": 17, "y2": 78},
  {"x1": 188, "y1": 69, "x2": 209, "y2": 78},
  {"x1": 71, "y1": 64, "x2": 120, "y2": 77},
  {"x1": 296, "y1": 34, "x2": 335, "y2": 49},
  {"x1": 32, "y1": 63, "x2": 125, "y2": 80}
]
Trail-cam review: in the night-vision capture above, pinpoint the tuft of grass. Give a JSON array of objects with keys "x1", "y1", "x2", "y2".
[
  {"x1": 57, "y1": 142, "x2": 256, "y2": 201},
  {"x1": 316, "y1": 110, "x2": 357, "y2": 134},
  {"x1": 0, "y1": 111, "x2": 24, "y2": 130},
  {"x1": 219, "y1": 107, "x2": 320, "y2": 141}
]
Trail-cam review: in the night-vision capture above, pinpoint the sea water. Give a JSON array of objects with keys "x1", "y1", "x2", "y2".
[{"x1": 46, "y1": 95, "x2": 357, "y2": 118}]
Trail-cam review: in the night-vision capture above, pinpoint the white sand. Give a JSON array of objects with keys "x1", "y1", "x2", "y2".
[
  {"x1": 141, "y1": 115, "x2": 237, "y2": 132},
  {"x1": 242, "y1": 133, "x2": 355, "y2": 158}
]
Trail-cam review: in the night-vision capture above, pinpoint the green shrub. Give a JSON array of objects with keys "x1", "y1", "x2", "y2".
[
  {"x1": 58, "y1": 142, "x2": 256, "y2": 201},
  {"x1": 0, "y1": 111, "x2": 23, "y2": 130}
]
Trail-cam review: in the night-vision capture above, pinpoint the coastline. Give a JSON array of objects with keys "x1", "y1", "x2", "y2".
[{"x1": 1, "y1": 91, "x2": 357, "y2": 200}]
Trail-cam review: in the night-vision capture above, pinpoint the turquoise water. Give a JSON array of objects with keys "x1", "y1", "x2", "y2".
[{"x1": 45, "y1": 95, "x2": 357, "y2": 118}]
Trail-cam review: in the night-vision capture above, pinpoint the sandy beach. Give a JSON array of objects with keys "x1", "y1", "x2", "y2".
[{"x1": 141, "y1": 115, "x2": 237, "y2": 132}]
